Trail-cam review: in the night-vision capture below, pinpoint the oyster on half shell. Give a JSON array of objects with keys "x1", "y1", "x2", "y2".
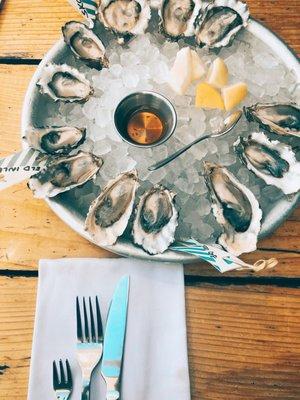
[
  {"x1": 244, "y1": 103, "x2": 300, "y2": 138},
  {"x1": 62, "y1": 21, "x2": 109, "y2": 70},
  {"x1": 28, "y1": 151, "x2": 102, "y2": 198},
  {"x1": 204, "y1": 162, "x2": 262, "y2": 256},
  {"x1": 159, "y1": 0, "x2": 200, "y2": 38},
  {"x1": 132, "y1": 185, "x2": 178, "y2": 254},
  {"x1": 85, "y1": 170, "x2": 139, "y2": 246},
  {"x1": 23, "y1": 126, "x2": 86, "y2": 155},
  {"x1": 98, "y1": 0, "x2": 151, "y2": 37},
  {"x1": 235, "y1": 131, "x2": 300, "y2": 195},
  {"x1": 37, "y1": 64, "x2": 93, "y2": 102},
  {"x1": 194, "y1": 0, "x2": 249, "y2": 48}
]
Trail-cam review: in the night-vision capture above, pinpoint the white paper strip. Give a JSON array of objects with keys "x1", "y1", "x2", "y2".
[{"x1": 0, "y1": 149, "x2": 46, "y2": 191}]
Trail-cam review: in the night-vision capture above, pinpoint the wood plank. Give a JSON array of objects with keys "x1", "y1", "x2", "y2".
[
  {"x1": 0, "y1": 0, "x2": 299, "y2": 59},
  {"x1": 0, "y1": 0, "x2": 79, "y2": 60},
  {"x1": 0, "y1": 64, "x2": 299, "y2": 276},
  {"x1": 0, "y1": 276, "x2": 299, "y2": 399}
]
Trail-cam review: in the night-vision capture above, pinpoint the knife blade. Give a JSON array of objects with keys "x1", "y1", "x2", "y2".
[{"x1": 101, "y1": 275, "x2": 130, "y2": 400}]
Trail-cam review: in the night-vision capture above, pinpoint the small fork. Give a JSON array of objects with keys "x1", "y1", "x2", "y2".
[
  {"x1": 76, "y1": 296, "x2": 103, "y2": 400},
  {"x1": 52, "y1": 359, "x2": 72, "y2": 400}
]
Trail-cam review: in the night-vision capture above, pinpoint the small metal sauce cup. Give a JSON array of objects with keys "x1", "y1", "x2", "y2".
[{"x1": 114, "y1": 91, "x2": 177, "y2": 148}]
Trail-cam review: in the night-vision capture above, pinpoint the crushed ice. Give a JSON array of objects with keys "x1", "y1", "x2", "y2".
[{"x1": 45, "y1": 29, "x2": 299, "y2": 244}]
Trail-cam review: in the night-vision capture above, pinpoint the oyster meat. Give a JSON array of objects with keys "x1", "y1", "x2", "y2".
[
  {"x1": 98, "y1": 0, "x2": 151, "y2": 36},
  {"x1": 23, "y1": 126, "x2": 86, "y2": 155},
  {"x1": 85, "y1": 170, "x2": 139, "y2": 246},
  {"x1": 132, "y1": 185, "x2": 178, "y2": 254},
  {"x1": 204, "y1": 162, "x2": 262, "y2": 255},
  {"x1": 159, "y1": 0, "x2": 200, "y2": 38},
  {"x1": 37, "y1": 64, "x2": 93, "y2": 102},
  {"x1": 62, "y1": 21, "x2": 109, "y2": 70},
  {"x1": 28, "y1": 151, "x2": 102, "y2": 198},
  {"x1": 235, "y1": 131, "x2": 300, "y2": 195},
  {"x1": 244, "y1": 103, "x2": 300, "y2": 138},
  {"x1": 194, "y1": 0, "x2": 249, "y2": 48}
]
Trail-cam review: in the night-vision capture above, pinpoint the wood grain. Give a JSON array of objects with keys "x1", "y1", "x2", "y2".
[
  {"x1": 0, "y1": 276, "x2": 299, "y2": 399},
  {"x1": 0, "y1": 0, "x2": 299, "y2": 59},
  {"x1": 0, "y1": 3, "x2": 299, "y2": 399}
]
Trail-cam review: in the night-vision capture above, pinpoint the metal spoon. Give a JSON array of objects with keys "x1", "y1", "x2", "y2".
[{"x1": 148, "y1": 110, "x2": 242, "y2": 171}]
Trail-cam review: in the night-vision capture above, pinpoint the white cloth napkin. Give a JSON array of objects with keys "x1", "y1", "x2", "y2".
[{"x1": 28, "y1": 258, "x2": 191, "y2": 400}]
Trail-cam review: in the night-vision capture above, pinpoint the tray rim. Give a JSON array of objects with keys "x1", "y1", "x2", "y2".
[{"x1": 21, "y1": 18, "x2": 300, "y2": 264}]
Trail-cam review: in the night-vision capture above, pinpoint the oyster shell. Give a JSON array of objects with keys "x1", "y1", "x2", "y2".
[
  {"x1": 28, "y1": 151, "x2": 102, "y2": 198},
  {"x1": 194, "y1": 0, "x2": 249, "y2": 48},
  {"x1": 98, "y1": 0, "x2": 151, "y2": 37},
  {"x1": 37, "y1": 64, "x2": 93, "y2": 102},
  {"x1": 62, "y1": 21, "x2": 109, "y2": 70},
  {"x1": 204, "y1": 162, "x2": 262, "y2": 256},
  {"x1": 244, "y1": 103, "x2": 300, "y2": 138},
  {"x1": 23, "y1": 126, "x2": 86, "y2": 155},
  {"x1": 85, "y1": 170, "x2": 139, "y2": 246},
  {"x1": 159, "y1": 0, "x2": 200, "y2": 38},
  {"x1": 132, "y1": 185, "x2": 178, "y2": 254},
  {"x1": 235, "y1": 131, "x2": 300, "y2": 195}
]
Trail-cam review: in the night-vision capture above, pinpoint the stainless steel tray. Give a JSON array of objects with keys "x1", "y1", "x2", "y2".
[{"x1": 21, "y1": 18, "x2": 300, "y2": 263}]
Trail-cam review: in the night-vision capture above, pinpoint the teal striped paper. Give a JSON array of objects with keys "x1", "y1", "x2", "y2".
[
  {"x1": 170, "y1": 238, "x2": 276, "y2": 273},
  {"x1": 67, "y1": 0, "x2": 98, "y2": 26}
]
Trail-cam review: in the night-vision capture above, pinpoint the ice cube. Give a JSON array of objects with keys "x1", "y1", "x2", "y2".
[
  {"x1": 93, "y1": 140, "x2": 112, "y2": 156},
  {"x1": 95, "y1": 107, "x2": 112, "y2": 128}
]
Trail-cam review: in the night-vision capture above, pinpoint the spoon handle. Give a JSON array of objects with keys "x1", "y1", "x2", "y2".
[{"x1": 148, "y1": 134, "x2": 209, "y2": 171}]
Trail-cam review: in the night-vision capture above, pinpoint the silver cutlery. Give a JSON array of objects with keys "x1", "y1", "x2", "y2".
[
  {"x1": 101, "y1": 276, "x2": 130, "y2": 400},
  {"x1": 148, "y1": 110, "x2": 242, "y2": 171},
  {"x1": 52, "y1": 359, "x2": 73, "y2": 400},
  {"x1": 76, "y1": 296, "x2": 103, "y2": 400}
]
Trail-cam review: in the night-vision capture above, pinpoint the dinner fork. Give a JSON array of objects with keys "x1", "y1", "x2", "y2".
[
  {"x1": 76, "y1": 296, "x2": 103, "y2": 400},
  {"x1": 52, "y1": 359, "x2": 73, "y2": 400}
]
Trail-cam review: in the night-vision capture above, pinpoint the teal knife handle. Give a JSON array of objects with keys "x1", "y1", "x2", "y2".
[{"x1": 81, "y1": 380, "x2": 90, "y2": 400}]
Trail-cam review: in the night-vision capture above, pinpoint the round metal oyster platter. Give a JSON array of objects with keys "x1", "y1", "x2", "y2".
[{"x1": 21, "y1": 15, "x2": 300, "y2": 263}]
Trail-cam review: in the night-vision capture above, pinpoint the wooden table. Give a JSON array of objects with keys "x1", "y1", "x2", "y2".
[{"x1": 0, "y1": 1, "x2": 299, "y2": 398}]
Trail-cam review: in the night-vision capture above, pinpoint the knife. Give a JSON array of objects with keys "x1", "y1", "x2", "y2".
[{"x1": 101, "y1": 275, "x2": 130, "y2": 400}]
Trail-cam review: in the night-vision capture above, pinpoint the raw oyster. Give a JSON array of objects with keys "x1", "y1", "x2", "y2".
[
  {"x1": 194, "y1": 0, "x2": 249, "y2": 48},
  {"x1": 204, "y1": 162, "x2": 262, "y2": 256},
  {"x1": 132, "y1": 185, "x2": 178, "y2": 254},
  {"x1": 28, "y1": 151, "x2": 102, "y2": 198},
  {"x1": 244, "y1": 103, "x2": 300, "y2": 138},
  {"x1": 235, "y1": 131, "x2": 300, "y2": 195},
  {"x1": 85, "y1": 170, "x2": 139, "y2": 246},
  {"x1": 23, "y1": 126, "x2": 86, "y2": 155},
  {"x1": 62, "y1": 21, "x2": 109, "y2": 70},
  {"x1": 98, "y1": 0, "x2": 151, "y2": 37},
  {"x1": 37, "y1": 64, "x2": 93, "y2": 102},
  {"x1": 159, "y1": 0, "x2": 200, "y2": 38}
]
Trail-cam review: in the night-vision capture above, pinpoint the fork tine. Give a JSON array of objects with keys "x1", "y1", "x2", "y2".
[
  {"x1": 95, "y1": 296, "x2": 103, "y2": 343},
  {"x1": 66, "y1": 359, "x2": 72, "y2": 386},
  {"x1": 76, "y1": 296, "x2": 83, "y2": 343},
  {"x1": 89, "y1": 297, "x2": 96, "y2": 342},
  {"x1": 53, "y1": 361, "x2": 59, "y2": 388},
  {"x1": 83, "y1": 297, "x2": 90, "y2": 342},
  {"x1": 59, "y1": 359, "x2": 66, "y2": 384}
]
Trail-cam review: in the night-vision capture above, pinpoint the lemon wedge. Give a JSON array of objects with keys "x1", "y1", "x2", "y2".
[
  {"x1": 191, "y1": 50, "x2": 206, "y2": 81},
  {"x1": 168, "y1": 47, "x2": 192, "y2": 95},
  {"x1": 222, "y1": 82, "x2": 248, "y2": 111},
  {"x1": 195, "y1": 82, "x2": 225, "y2": 110},
  {"x1": 207, "y1": 57, "x2": 228, "y2": 88}
]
